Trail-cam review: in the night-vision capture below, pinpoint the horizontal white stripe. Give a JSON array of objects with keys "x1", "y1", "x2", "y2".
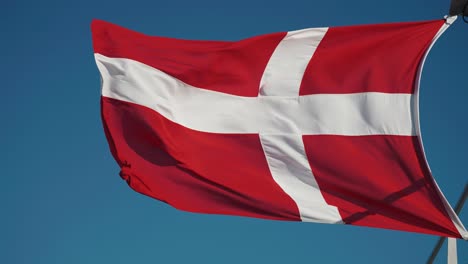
[
  {"x1": 259, "y1": 27, "x2": 328, "y2": 96},
  {"x1": 260, "y1": 134, "x2": 342, "y2": 223},
  {"x1": 96, "y1": 54, "x2": 415, "y2": 136}
]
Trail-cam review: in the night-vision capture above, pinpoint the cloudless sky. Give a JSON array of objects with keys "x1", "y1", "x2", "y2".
[{"x1": 2, "y1": 0, "x2": 467, "y2": 263}]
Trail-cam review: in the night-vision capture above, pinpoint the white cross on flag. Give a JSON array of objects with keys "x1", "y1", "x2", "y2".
[{"x1": 92, "y1": 18, "x2": 467, "y2": 238}]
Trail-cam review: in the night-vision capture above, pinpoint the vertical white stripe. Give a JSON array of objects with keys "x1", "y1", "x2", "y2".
[
  {"x1": 258, "y1": 28, "x2": 342, "y2": 223},
  {"x1": 259, "y1": 28, "x2": 328, "y2": 96},
  {"x1": 260, "y1": 134, "x2": 342, "y2": 223}
]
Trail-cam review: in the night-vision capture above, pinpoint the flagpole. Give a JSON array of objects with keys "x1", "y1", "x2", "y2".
[{"x1": 427, "y1": 184, "x2": 468, "y2": 264}]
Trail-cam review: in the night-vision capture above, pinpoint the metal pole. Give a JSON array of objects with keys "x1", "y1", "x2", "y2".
[{"x1": 427, "y1": 184, "x2": 468, "y2": 264}]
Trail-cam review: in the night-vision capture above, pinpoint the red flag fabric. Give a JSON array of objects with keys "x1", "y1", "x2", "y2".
[{"x1": 92, "y1": 18, "x2": 467, "y2": 238}]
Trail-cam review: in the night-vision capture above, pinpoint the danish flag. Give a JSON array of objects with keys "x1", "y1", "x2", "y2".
[{"x1": 92, "y1": 18, "x2": 467, "y2": 238}]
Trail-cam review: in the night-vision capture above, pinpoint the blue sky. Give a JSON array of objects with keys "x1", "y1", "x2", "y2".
[{"x1": 2, "y1": 0, "x2": 467, "y2": 263}]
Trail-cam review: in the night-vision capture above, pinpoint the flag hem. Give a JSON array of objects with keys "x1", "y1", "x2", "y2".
[{"x1": 413, "y1": 16, "x2": 468, "y2": 240}]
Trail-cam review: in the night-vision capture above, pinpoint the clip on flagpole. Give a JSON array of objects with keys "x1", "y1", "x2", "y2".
[
  {"x1": 444, "y1": 15, "x2": 458, "y2": 25},
  {"x1": 427, "y1": 184, "x2": 468, "y2": 264}
]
